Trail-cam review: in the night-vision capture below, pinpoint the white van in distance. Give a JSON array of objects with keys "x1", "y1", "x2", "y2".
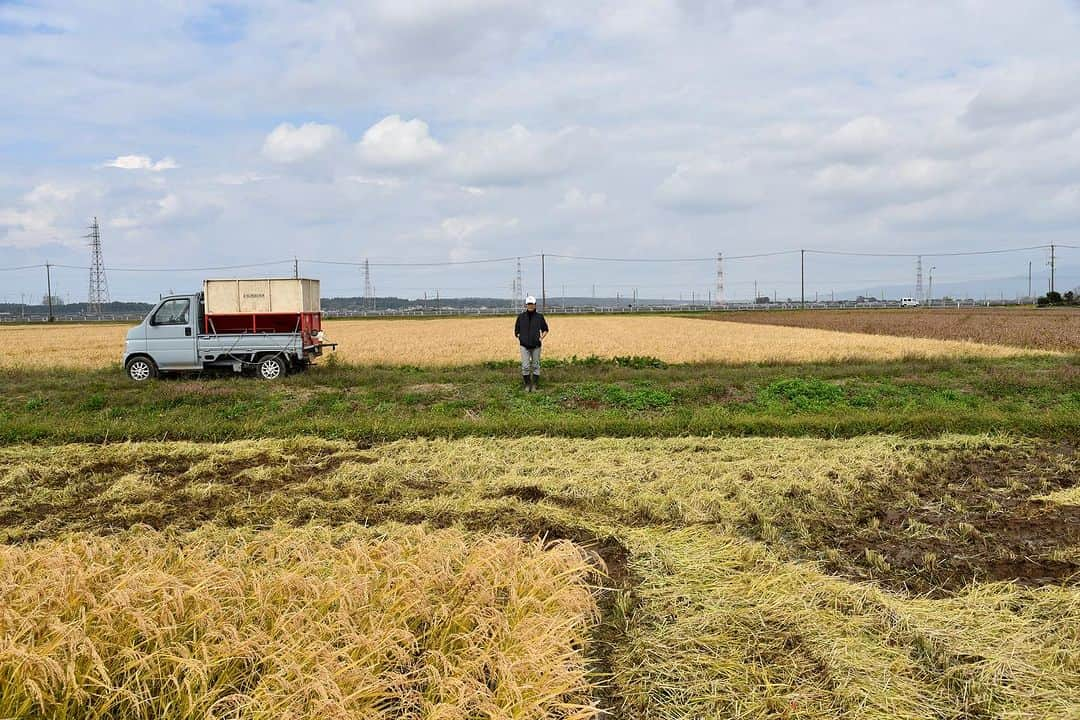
[{"x1": 900, "y1": 297, "x2": 920, "y2": 307}]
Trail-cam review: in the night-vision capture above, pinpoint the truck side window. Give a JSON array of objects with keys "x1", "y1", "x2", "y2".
[{"x1": 152, "y1": 299, "x2": 191, "y2": 326}]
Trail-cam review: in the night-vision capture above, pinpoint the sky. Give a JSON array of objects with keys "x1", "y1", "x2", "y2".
[{"x1": 1, "y1": 0, "x2": 1079, "y2": 303}]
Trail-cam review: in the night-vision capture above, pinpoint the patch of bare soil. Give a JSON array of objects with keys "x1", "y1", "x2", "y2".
[
  {"x1": 807, "y1": 444, "x2": 1080, "y2": 596},
  {"x1": 2, "y1": 445, "x2": 365, "y2": 538},
  {"x1": 405, "y1": 383, "x2": 457, "y2": 394}
]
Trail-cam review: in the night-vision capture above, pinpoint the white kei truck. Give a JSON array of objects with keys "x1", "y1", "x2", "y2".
[{"x1": 122, "y1": 278, "x2": 334, "y2": 381}]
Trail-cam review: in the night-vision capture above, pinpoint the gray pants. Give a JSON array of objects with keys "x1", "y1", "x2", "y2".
[{"x1": 520, "y1": 346, "x2": 541, "y2": 376}]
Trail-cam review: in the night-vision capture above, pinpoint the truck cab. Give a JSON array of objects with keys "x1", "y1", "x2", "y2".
[{"x1": 125, "y1": 295, "x2": 199, "y2": 373}]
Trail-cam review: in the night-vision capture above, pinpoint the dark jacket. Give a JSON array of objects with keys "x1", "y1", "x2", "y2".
[{"x1": 515, "y1": 310, "x2": 549, "y2": 349}]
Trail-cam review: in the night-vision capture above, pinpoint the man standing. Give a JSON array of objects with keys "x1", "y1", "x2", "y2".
[{"x1": 514, "y1": 295, "x2": 548, "y2": 391}]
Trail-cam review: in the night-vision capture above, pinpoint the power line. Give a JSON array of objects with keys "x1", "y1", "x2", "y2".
[
  {"x1": 0, "y1": 263, "x2": 45, "y2": 272},
  {"x1": 49, "y1": 260, "x2": 295, "y2": 272},
  {"x1": 304, "y1": 255, "x2": 533, "y2": 267},
  {"x1": 545, "y1": 250, "x2": 801, "y2": 262},
  {"x1": 2, "y1": 243, "x2": 1065, "y2": 274},
  {"x1": 807, "y1": 244, "x2": 1051, "y2": 258}
]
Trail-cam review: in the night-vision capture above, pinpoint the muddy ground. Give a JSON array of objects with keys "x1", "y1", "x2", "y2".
[{"x1": 790, "y1": 443, "x2": 1080, "y2": 596}]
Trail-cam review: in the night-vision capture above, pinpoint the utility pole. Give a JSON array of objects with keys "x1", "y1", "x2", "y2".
[
  {"x1": 754, "y1": 280, "x2": 758, "y2": 303},
  {"x1": 716, "y1": 252, "x2": 725, "y2": 306},
  {"x1": 293, "y1": 257, "x2": 299, "y2": 279},
  {"x1": 1050, "y1": 244, "x2": 1056, "y2": 294},
  {"x1": 513, "y1": 257, "x2": 523, "y2": 307},
  {"x1": 1028, "y1": 261, "x2": 1032, "y2": 302},
  {"x1": 794, "y1": 249, "x2": 803, "y2": 308},
  {"x1": 45, "y1": 262, "x2": 54, "y2": 322},
  {"x1": 540, "y1": 253, "x2": 547, "y2": 310},
  {"x1": 86, "y1": 217, "x2": 109, "y2": 316},
  {"x1": 928, "y1": 266, "x2": 935, "y2": 308},
  {"x1": 915, "y1": 256, "x2": 924, "y2": 303}
]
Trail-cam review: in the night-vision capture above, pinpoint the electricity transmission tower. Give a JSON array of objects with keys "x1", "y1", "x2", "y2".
[
  {"x1": 715, "y1": 252, "x2": 725, "y2": 306},
  {"x1": 362, "y1": 258, "x2": 375, "y2": 310},
  {"x1": 86, "y1": 217, "x2": 109, "y2": 315},
  {"x1": 915, "y1": 255, "x2": 924, "y2": 303}
]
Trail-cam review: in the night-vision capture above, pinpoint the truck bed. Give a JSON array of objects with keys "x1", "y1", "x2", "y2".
[{"x1": 197, "y1": 332, "x2": 307, "y2": 359}]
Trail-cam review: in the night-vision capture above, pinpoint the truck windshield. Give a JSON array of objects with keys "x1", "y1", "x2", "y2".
[{"x1": 152, "y1": 298, "x2": 190, "y2": 325}]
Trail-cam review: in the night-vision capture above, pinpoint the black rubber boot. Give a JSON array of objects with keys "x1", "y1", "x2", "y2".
[
  {"x1": 522, "y1": 375, "x2": 531, "y2": 391},
  {"x1": 531, "y1": 374, "x2": 540, "y2": 390}
]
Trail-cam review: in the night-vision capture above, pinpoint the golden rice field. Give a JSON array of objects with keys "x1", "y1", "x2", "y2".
[
  {"x1": 3, "y1": 435, "x2": 1078, "y2": 718},
  {"x1": 0, "y1": 315, "x2": 1046, "y2": 369},
  {"x1": 0, "y1": 525, "x2": 598, "y2": 720}
]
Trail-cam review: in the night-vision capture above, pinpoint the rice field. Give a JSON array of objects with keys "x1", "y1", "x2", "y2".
[
  {"x1": 0, "y1": 525, "x2": 598, "y2": 719},
  {"x1": 3, "y1": 435, "x2": 1078, "y2": 718},
  {"x1": 3, "y1": 311, "x2": 1076, "y2": 719},
  {"x1": 710, "y1": 307, "x2": 1080, "y2": 352},
  {"x1": 0, "y1": 315, "x2": 1047, "y2": 369}
]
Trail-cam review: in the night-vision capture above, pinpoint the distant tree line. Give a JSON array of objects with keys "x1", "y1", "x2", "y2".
[{"x1": 1037, "y1": 290, "x2": 1078, "y2": 306}]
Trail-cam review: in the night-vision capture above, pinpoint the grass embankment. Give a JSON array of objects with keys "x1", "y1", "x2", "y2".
[
  {"x1": 0, "y1": 525, "x2": 598, "y2": 719},
  {"x1": 1, "y1": 355, "x2": 1077, "y2": 442},
  {"x1": 2, "y1": 436, "x2": 1078, "y2": 718}
]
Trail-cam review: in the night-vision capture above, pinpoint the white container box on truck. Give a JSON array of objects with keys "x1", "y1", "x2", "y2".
[{"x1": 122, "y1": 278, "x2": 335, "y2": 381}]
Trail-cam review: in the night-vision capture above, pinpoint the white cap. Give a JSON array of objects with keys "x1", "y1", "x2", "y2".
[{"x1": 525, "y1": 295, "x2": 536, "y2": 304}]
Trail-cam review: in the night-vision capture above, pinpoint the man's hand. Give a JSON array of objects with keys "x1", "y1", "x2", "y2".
[{"x1": 540, "y1": 331, "x2": 548, "y2": 339}]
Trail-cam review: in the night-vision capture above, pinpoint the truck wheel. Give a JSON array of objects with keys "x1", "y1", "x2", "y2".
[
  {"x1": 256, "y1": 354, "x2": 286, "y2": 381},
  {"x1": 125, "y1": 356, "x2": 158, "y2": 382}
]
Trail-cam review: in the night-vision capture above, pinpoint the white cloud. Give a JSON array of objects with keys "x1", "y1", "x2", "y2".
[
  {"x1": 436, "y1": 214, "x2": 520, "y2": 262},
  {"x1": 558, "y1": 187, "x2": 607, "y2": 211},
  {"x1": 0, "y1": 183, "x2": 86, "y2": 248},
  {"x1": 962, "y1": 64, "x2": 1080, "y2": 130},
  {"x1": 446, "y1": 125, "x2": 588, "y2": 186},
  {"x1": 343, "y1": 175, "x2": 403, "y2": 189},
  {"x1": 820, "y1": 116, "x2": 892, "y2": 162},
  {"x1": 107, "y1": 192, "x2": 222, "y2": 231},
  {"x1": 1031, "y1": 184, "x2": 1080, "y2": 222},
  {"x1": 213, "y1": 172, "x2": 276, "y2": 185},
  {"x1": 656, "y1": 159, "x2": 759, "y2": 213},
  {"x1": 811, "y1": 163, "x2": 877, "y2": 197},
  {"x1": 103, "y1": 154, "x2": 178, "y2": 171},
  {"x1": 811, "y1": 157, "x2": 964, "y2": 211},
  {"x1": 440, "y1": 214, "x2": 518, "y2": 241},
  {"x1": 261, "y1": 122, "x2": 345, "y2": 163},
  {"x1": 358, "y1": 115, "x2": 444, "y2": 169}
]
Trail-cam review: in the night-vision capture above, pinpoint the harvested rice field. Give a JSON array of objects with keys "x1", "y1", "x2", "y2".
[
  {"x1": 710, "y1": 307, "x2": 1080, "y2": 352},
  {"x1": 0, "y1": 315, "x2": 1049, "y2": 369},
  {"x1": 3, "y1": 435, "x2": 1078, "y2": 718}
]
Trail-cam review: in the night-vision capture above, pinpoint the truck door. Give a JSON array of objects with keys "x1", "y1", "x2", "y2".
[{"x1": 146, "y1": 297, "x2": 198, "y2": 369}]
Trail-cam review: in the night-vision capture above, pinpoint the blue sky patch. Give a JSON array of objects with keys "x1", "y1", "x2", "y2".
[{"x1": 183, "y1": 3, "x2": 248, "y2": 46}]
